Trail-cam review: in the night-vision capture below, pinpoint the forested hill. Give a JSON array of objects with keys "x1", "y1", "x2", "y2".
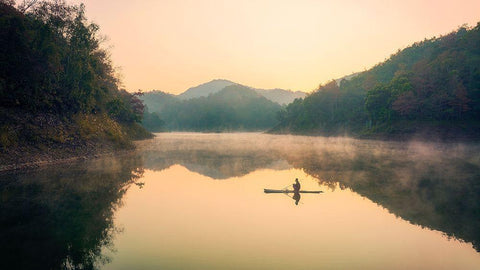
[
  {"x1": 178, "y1": 79, "x2": 234, "y2": 100},
  {"x1": 0, "y1": 1, "x2": 151, "y2": 169},
  {"x1": 142, "y1": 85, "x2": 282, "y2": 132},
  {"x1": 173, "y1": 79, "x2": 306, "y2": 105},
  {"x1": 272, "y1": 23, "x2": 480, "y2": 140}
]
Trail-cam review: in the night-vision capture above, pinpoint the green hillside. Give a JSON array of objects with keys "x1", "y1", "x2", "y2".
[
  {"x1": 272, "y1": 23, "x2": 480, "y2": 140},
  {"x1": 141, "y1": 90, "x2": 177, "y2": 112},
  {"x1": 144, "y1": 85, "x2": 282, "y2": 132},
  {"x1": 0, "y1": 1, "x2": 151, "y2": 168}
]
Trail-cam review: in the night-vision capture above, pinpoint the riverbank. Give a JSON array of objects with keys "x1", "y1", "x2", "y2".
[
  {"x1": 269, "y1": 120, "x2": 480, "y2": 143},
  {"x1": 0, "y1": 109, "x2": 152, "y2": 172},
  {"x1": 0, "y1": 141, "x2": 136, "y2": 172}
]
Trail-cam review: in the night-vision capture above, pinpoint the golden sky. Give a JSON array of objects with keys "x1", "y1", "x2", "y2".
[{"x1": 72, "y1": 0, "x2": 480, "y2": 94}]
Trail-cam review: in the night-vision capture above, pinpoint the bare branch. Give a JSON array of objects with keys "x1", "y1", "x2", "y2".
[{"x1": 18, "y1": 0, "x2": 38, "y2": 13}]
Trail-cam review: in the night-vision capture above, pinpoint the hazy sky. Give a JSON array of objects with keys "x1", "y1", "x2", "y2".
[{"x1": 69, "y1": 0, "x2": 480, "y2": 94}]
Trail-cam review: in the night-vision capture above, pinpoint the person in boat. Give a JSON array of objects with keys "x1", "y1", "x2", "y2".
[
  {"x1": 292, "y1": 178, "x2": 301, "y2": 205},
  {"x1": 292, "y1": 178, "x2": 301, "y2": 192}
]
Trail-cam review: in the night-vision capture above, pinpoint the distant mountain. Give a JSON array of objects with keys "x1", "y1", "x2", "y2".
[
  {"x1": 140, "y1": 80, "x2": 306, "y2": 131},
  {"x1": 176, "y1": 79, "x2": 306, "y2": 105},
  {"x1": 142, "y1": 84, "x2": 282, "y2": 131},
  {"x1": 254, "y1": 88, "x2": 306, "y2": 105},
  {"x1": 178, "y1": 79, "x2": 235, "y2": 100},
  {"x1": 169, "y1": 84, "x2": 282, "y2": 131}
]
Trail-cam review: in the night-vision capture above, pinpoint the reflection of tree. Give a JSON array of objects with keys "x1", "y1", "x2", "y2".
[
  {"x1": 283, "y1": 143, "x2": 480, "y2": 252},
  {"x1": 0, "y1": 155, "x2": 144, "y2": 270},
  {"x1": 137, "y1": 134, "x2": 480, "y2": 251}
]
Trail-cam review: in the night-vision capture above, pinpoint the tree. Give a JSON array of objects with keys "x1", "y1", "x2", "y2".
[
  {"x1": 365, "y1": 84, "x2": 392, "y2": 124},
  {"x1": 0, "y1": 0, "x2": 15, "y2": 6}
]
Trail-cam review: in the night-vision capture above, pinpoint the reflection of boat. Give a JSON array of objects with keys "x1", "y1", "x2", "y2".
[{"x1": 264, "y1": 189, "x2": 323, "y2": 194}]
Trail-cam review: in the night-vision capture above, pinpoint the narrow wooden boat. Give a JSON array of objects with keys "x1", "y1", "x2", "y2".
[{"x1": 264, "y1": 189, "x2": 323, "y2": 194}]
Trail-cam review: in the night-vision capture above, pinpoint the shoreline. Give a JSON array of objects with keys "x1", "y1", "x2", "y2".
[
  {"x1": 4, "y1": 130, "x2": 479, "y2": 174},
  {"x1": 267, "y1": 127, "x2": 480, "y2": 143},
  {"x1": 0, "y1": 149, "x2": 136, "y2": 173},
  {"x1": 0, "y1": 142, "x2": 137, "y2": 173}
]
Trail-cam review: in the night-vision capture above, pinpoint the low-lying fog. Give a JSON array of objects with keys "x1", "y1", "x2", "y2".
[{"x1": 137, "y1": 132, "x2": 480, "y2": 251}]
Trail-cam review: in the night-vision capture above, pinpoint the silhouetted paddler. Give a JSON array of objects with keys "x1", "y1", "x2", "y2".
[{"x1": 293, "y1": 178, "x2": 301, "y2": 192}]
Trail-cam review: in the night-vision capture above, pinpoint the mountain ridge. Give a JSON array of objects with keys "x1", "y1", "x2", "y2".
[
  {"x1": 173, "y1": 79, "x2": 306, "y2": 105},
  {"x1": 141, "y1": 84, "x2": 283, "y2": 132},
  {"x1": 178, "y1": 79, "x2": 235, "y2": 100}
]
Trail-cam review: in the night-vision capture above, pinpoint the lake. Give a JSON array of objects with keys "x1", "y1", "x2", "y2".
[{"x1": 1, "y1": 133, "x2": 480, "y2": 270}]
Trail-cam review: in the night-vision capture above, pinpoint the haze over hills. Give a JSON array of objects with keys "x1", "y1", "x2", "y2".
[
  {"x1": 141, "y1": 84, "x2": 283, "y2": 132},
  {"x1": 253, "y1": 88, "x2": 306, "y2": 106},
  {"x1": 140, "y1": 79, "x2": 305, "y2": 132},
  {"x1": 141, "y1": 90, "x2": 176, "y2": 113},
  {"x1": 142, "y1": 23, "x2": 480, "y2": 140},
  {"x1": 177, "y1": 79, "x2": 306, "y2": 105},
  {"x1": 178, "y1": 79, "x2": 234, "y2": 100}
]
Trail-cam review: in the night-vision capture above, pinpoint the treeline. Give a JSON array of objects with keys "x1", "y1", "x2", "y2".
[
  {"x1": 273, "y1": 23, "x2": 480, "y2": 139},
  {"x1": 0, "y1": 1, "x2": 150, "y2": 155},
  {"x1": 142, "y1": 85, "x2": 282, "y2": 132}
]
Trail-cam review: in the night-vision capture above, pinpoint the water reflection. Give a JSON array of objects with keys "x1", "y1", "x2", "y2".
[
  {"x1": 138, "y1": 133, "x2": 480, "y2": 251},
  {"x1": 2, "y1": 133, "x2": 480, "y2": 269},
  {"x1": 292, "y1": 191, "x2": 301, "y2": 205},
  {"x1": 281, "y1": 139, "x2": 480, "y2": 252},
  {"x1": 137, "y1": 133, "x2": 290, "y2": 179},
  {"x1": 0, "y1": 155, "x2": 143, "y2": 270}
]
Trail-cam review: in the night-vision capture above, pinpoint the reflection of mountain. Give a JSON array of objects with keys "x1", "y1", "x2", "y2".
[
  {"x1": 0, "y1": 156, "x2": 144, "y2": 270},
  {"x1": 138, "y1": 133, "x2": 480, "y2": 251},
  {"x1": 137, "y1": 133, "x2": 291, "y2": 179},
  {"x1": 141, "y1": 148, "x2": 290, "y2": 179}
]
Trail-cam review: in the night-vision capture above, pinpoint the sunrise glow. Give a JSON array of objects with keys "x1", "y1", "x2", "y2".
[{"x1": 72, "y1": 0, "x2": 480, "y2": 94}]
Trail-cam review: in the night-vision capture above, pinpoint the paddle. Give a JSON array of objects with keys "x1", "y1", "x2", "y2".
[{"x1": 281, "y1": 183, "x2": 293, "y2": 190}]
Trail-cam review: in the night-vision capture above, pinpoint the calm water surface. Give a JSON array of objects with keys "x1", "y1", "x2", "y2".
[{"x1": 1, "y1": 133, "x2": 480, "y2": 269}]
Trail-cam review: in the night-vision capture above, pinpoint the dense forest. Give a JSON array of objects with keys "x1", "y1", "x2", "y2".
[
  {"x1": 272, "y1": 23, "x2": 480, "y2": 140},
  {"x1": 142, "y1": 85, "x2": 282, "y2": 132},
  {"x1": 0, "y1": 0, "x2": 151, "y2": 168}
]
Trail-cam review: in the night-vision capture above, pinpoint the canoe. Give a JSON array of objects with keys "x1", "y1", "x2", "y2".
[{"x1": 264, "y1": 189, "x2": 323, "y2": 194}]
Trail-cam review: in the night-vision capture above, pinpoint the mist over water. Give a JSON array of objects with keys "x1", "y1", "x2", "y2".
[
  {"x1": 138, "y1": 133, "x2": 480, "y2": 249},
  {"x1": 2, "y1": 133, "x2": 480, "y2": 269}
]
